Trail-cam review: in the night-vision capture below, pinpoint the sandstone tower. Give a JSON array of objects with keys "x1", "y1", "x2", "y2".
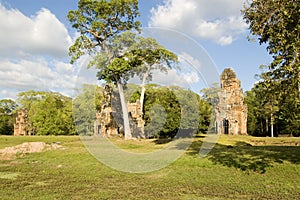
[
  {"x1": 14, "y1": 109, "x2": 29, "y2": 136},
  {"x1": 215, "y1": 68, "x2": 247, "y2": 135},
  {"x1": 94, "y1": 85, "x2": 145, "y2": 138}
]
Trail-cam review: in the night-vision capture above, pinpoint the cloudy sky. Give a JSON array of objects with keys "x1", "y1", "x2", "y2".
[{"x1": 0, "y1": 0, "x2": 272, "y2": 99}]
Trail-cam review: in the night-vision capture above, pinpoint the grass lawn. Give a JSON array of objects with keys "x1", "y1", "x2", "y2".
[{"x1": 0, "y1": 135, "x2": 299, "y2": 199}]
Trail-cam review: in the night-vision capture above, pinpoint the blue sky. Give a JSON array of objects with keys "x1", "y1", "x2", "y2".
[{"x1": 0, "y1": 0, "x2": 273, "y2": 99}]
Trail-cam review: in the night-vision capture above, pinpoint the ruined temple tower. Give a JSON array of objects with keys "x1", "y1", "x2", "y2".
[
  {"x1": 215, "y1": 68, "x2": 247, "y2": 135},
  {"x1": 94, "y1": 85, "x2": 145, "y2": 138},
  {"x1": 14, "y1": 109, "x2": 29, "y2": 136}
]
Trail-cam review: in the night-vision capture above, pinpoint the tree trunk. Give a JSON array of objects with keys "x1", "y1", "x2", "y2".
[
  {"x1": 266, "y1": 118, "x2": 269, "y2": 135},
  {"x1": 270, "y1": 113, "x2": 274, "y2": 138},
  {"x1": 292, "y1": 52, "x2": 300, "y2": 101},
  {"x1": 103, "y1": 42, "x2": 132, "y2": 139},
  {"x1": 139, "y1": 73, "x2": 147, "y2": 113},
  {"x1": 294, "y1": 52, "x2": 300, "y2": 102},
  {"x1": 139, "y1": 65, "x2": 151, "y2": 113},
  {"x1": 117, "y1": 80, "x2": 132, "y2": 140},
  {"x1": 298, "y1": 69, "x2": 300, "y2": 101}
]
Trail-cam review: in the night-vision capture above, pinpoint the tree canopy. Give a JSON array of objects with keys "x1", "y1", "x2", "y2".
[
  {"x1": 67, "y1": 0, "x2": 141, "y2": 63},
  {"x1": 0, "y1": 99, "x2": 17, "y2": 135},
  {"x1": 243, "y1": 0, "x2": 300, "y2": 136},
  {"x1": 73, "y1": 84, "x2": 103, "y2": 135},
  {"x1": 17, "y1": 91, "x2": 76, "y2": 136},
  {"x1": 128, "y1": 84, "x2": 211, "y2": 138},
  {"x1": 243, "y1": 0, "x2": 300, "y2": 79}
]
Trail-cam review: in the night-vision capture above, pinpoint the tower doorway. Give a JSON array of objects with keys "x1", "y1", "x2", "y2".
[{"x1": 223, "y1": 119, "x2": 229, "y2": 134}]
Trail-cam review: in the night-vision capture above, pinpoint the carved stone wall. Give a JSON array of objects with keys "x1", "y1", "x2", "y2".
[
  {"x1": 14, "y1": 109, "x2": 29, "y2": 136},
  {"x1": 215, "y1": 68, "x2": 247, "y2": 135},
  {"x1": 94, "y1": 85, "x2": 119, "y2": 136},
  {"x1": 94, "y1": 85, "x2": 145, "y2": 138},
  {"x1": 127, "y1": 101, "x2": 145, "y2": 138}
]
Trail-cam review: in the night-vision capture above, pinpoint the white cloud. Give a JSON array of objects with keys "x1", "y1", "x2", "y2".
[
  {"x1": 128, "y1": 51, "x2": 202, "y2": 91},
  {"x1": 182, "y1": 72, "x2": 199, "y2": 84},
  {"x1": 0, "y1": 59, "x2": 80, "y2": 98},
  {"x1": 149, "y1": 0, "x2": 247, "y2": 45},
  {"x1": 0, "y1": 4, "x2": 81, "y2": 100},
  {"x1": 0, "y1": 4, "x2": 72, "y2": 58},
  {"x1": 179, "y1": 52, "x2": 201, "y2": 69},
  {"x1": 151, "y1": 68, "x2": 200, "y2": 88}
]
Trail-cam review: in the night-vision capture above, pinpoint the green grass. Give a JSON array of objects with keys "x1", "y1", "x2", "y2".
[
  {"x1": 0, "y1": 135, "x2": 299, "y2": 199},
  {"x1": 108, "y1": 137, "x2": 168, "y2": 152}
]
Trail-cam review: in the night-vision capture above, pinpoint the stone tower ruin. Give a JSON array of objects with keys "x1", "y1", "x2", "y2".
[
  {"x1": 94, "y1": 85, "x2": 145, "y2": 138},
  {"x1": 14, "y1": 109, "x2": 29, "y2": 136},
  {"x1": 215, "y1": 68, "x2": 247, "y2": 135}
]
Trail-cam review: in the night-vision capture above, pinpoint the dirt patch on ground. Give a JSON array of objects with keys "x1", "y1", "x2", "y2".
[{"x1": 0, "y1": 142, "x2": 62, "y2": 160}]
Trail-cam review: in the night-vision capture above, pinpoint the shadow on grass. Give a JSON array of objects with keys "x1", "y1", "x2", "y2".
[
  {"x1": 152, "y1": 129, "x2": 199, "y2": 144},
  {"x1": 187, "y1": 140, "x2": 300, "y2": 173},
  {"x1": 152, "y1": 138, "x2": 172, "y2": 144}
]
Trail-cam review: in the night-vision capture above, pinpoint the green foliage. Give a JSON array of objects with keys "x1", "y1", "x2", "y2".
[
  {"x1": 123, "y1": 84, "x2": 140, "y2": 103},
  {"x1": 244, "y1": 90, "x2": 259, "y2": 136},
  {"x1": 122, "y1": 34, "x2": 179, "y2": 113},
  {"x1": 245, "y1": 83, "x2": 300, "y2": 137},
  {"x1": 277, "y1": 88, "x2": 300, "y2": 136},
  {"x1": 243, "y1": 0, "x2": 300, "y2": 74},
  {"x1": 91, "y1": 31, "x2": 178, "y2": 86},
  {"x1": 67, "y1": 0, "x2": 141, "y2": 64},
  {"x1": 129, "y1": 36, "x2": 178, "y2": 77},
  {"x1": 17, "y1": 91, "x2": 76, "y2": 135},
  {"x1": 0, "y1": 99, "x2": 17, "y2": 115},
  {"x1": 171, "y1": 87, "x2": 199, "y2": 130},
  {"x1": 95, "y1": 85, "x2": 105, "y2": 111},
  {"x1": 243, "y1": 0, "x2": 300, "y2": 136},
  {"x1": 73, "y1": 84, "x2": 103, "y2": 135},
  {"x1": 197, "y1": 98, "x2": 212, "y2": 133},
  {"x1": 200, "y1": 83, "x2": 221, "y2": 106},
  {"x1": 68, "y1": 0, "x2": 179, "y2": 139},
  {"x1": 0, "y1": 99, "x2": 17, "y2": 135},
  {"x1": 97, "y1": 57, "x2": 133, "y2": 83},
  {"x1": 140, "y1": 85, "x2": 211, "y2": 138},
  {"x1": 245, "y1": 88, "x2": 268, "y2": 136},
  {"x1": 0, "y1": 115, "x2": 14, "y2": 135},
  {"x1": 246, "y1": 67, "x2": 300, "y2": 137},
  {"x1": 143, "y1": 85, "x2": 180, "y2": 138}
]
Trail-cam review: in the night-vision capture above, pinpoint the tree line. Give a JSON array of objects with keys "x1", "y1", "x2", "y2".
[
  {"x1": 0, "y1": 85, "x2": 212, "y2": 137},
  {"x1": 243, "y1": 0, "x2": 300, "y2": 137},
  {"x1": 0, "y1": 91, "x2": 77, "y2": 136}
]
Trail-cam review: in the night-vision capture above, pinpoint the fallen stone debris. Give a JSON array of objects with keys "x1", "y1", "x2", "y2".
[{"x1": 0, "y1": 142, "x2": 63, "y2": 160}]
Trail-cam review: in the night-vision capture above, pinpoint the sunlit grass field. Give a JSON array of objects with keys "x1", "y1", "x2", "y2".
[{"x1": 0, "y1": 135, "x2": 299, "y2": 199}]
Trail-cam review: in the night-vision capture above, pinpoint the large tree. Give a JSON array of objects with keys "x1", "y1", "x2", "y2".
[
  {"x1": 130, "y1": 36, "x2": 178, "y2": 112},
  {"x1": 106, "y1": 32, "x2": 178, "y2": 113},
  {"x1": 67, "y1": 0, "x2": 141, "y2": 139},
  {"x1": 243, "y1": 0, "x2": 300, "y2": 99},
  {"x1": 243, "y1": 0, "x2": 300, "y2": 136}
]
